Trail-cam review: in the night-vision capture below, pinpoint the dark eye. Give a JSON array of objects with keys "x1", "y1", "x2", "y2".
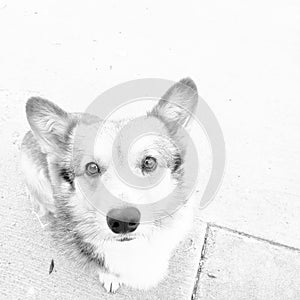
[
  {"x1": 142, "y1": 156, "x2": 157, "y2": 173},
  {"x1": 85, "y1": 162, "x2": 100, "y2": 176}
]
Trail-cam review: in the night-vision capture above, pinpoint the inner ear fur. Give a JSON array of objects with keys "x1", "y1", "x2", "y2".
[
  {"x1": 26, "y1": 97, "x2": 76, "y2": 153},
  {"x1": 150, "y1": 77, "x2": 198, "y2": 131}
]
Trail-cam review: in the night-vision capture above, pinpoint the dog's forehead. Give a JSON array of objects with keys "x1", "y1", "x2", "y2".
[
  {"x1": 93, "y1": 116, "x2": 169, "y2": 162},
  {"x1": 92, "y1": 119, "x2": 127, "y2": 161}
]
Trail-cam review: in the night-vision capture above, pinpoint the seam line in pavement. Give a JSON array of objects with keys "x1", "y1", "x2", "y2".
[
  {"x1": 208, "y1": 222, "x2": 300, "y2": 253},
  {"x1": 191, "y1": 223, "x2": 210, "y2": 300}
]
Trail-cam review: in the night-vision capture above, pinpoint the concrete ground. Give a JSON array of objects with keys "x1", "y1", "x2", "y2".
[{"x1": 1, "y1": 1, "x2": 300, "y2": 299}]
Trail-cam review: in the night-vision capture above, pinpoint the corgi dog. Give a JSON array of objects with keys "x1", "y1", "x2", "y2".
[{"x1": 21, "y1": 78, "x2": 198, "y2": 293}]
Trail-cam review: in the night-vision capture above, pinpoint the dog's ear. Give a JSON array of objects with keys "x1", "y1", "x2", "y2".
[
  {"x1": 150, "y1": 78, "x2": 198, "y2": 131},
  {"x1": 26, "y1": 97, "x2": 76, "y2": 153}
]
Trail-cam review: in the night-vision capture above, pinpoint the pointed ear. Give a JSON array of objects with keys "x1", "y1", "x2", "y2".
[
  {"x1": 150, "y1": 78, "x2": 198, "y2": 130},
  {"x1": 26, "y1": 97, "x2": 76, "y2": 153}
]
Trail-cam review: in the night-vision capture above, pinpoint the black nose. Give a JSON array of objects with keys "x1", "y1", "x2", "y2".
[{"x1": 106, "y1": 207, "x2": 141, "y2": 234}]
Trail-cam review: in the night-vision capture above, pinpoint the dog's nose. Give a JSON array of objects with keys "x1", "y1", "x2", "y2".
[{"x1": 106, "y1": 207, "x2": 141, "y2": 234}]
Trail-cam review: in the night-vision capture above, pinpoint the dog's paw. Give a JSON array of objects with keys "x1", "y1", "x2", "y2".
[{"x1": 98, "y1": 272, "x2": 121, "y2": 293}]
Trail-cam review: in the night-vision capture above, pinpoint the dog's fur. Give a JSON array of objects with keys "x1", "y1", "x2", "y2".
[{"x1": 21, "y1": 78, "x2": 198, "y2": 292}]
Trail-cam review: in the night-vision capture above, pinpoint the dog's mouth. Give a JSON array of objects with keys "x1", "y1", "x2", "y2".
[{"x1": 115, "y1": 235, "x2": 136, "y2": 242}]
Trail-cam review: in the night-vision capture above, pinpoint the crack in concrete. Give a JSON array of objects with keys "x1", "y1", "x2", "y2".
[
  {"x1": 190, "y1": 221, "x2": 300, "y2": 299},
  {"x1": 208, "y1": 222, "x2": 300, "y2": 253},
  {"x1": 191, "y1": 224, "x2": 211, "y2": 300}
]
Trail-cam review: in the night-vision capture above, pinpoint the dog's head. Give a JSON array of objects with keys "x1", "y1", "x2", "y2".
[{"x1": 26, "y1": 78, "x2": 198, "y2": 262}]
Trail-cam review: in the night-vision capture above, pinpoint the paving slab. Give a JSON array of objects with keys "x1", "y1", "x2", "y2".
[{"x1": 194, "y1": 225, "x2": 300, "y2": 300}]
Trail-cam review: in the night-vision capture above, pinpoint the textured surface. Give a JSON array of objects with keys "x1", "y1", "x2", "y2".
[
  {"x1": 0, "y1": 0, "x2": 300, "y2": 299},
  {"x1": 195, "y1": 225, "x2": 300, "y2": 300}
]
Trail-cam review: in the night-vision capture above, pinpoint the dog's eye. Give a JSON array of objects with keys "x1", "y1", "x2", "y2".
[
  {"x1": 142, "y1": 156, "x2": 157, "y2": 173},
  {"x1": 85, "y1": 162, "x2": 100, "y2": 176}
]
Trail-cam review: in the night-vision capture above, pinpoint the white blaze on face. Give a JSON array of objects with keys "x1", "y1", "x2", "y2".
[
  {"x1": 99, "y1": 167, "x2": 176, "y2": 205},
  {"x1": 93, "y1": 121, "x2": 117, "y2": 165}
]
